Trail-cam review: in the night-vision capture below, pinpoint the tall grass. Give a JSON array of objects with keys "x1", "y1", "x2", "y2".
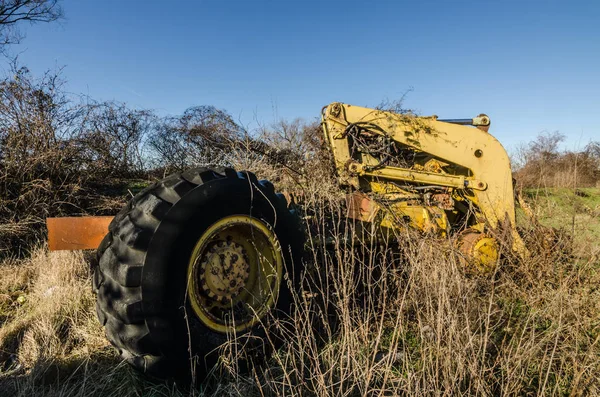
[
  {"x1": 2, "y1": 186, "x2": 598, "y2": 396},
  {"x1": 235, "y1": 180, "x2": 600, "y2": 396},
  {"x1": 1, "y1": 122, "x2": 599, "y2": 396}
]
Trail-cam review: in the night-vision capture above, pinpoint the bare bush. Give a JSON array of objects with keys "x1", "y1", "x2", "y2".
[
  {"x1": 0, "y1": 66, "x2": 80, "y2": 251},
  {"x1": 1, "y1": 64, "x2": 330, "y2": 255},
  {"x1": 79, "y1": 101, "x2": 155, "y2": 177},
  {"x1": 0, "y1": 0, "x2": 62, "y2": 48},
  {"x1": 225, "y1": 118, "x2": 327, "y2": 188},
  {"x1": 514, "y1": 131, "x2": 600, "y2": 188},
  {"x1": 148, "y1": 105, "x2": 244, "y2": 172},
  {"x1": 0, "y1": 66, "x2": 132, "y2": 254}
]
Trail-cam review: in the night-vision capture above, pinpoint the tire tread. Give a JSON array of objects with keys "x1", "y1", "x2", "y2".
[{"x1": 94, "y1": 167, "x2": 301, "y2": 378}]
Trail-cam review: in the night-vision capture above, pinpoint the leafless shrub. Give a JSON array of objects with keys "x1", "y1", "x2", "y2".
[
  {"x1": 226, "y1": 118, "x2": 329, "y2": 190},
  {"x1": 78, "y1": 101, "x2": 155, "y2": 177},
  {"x1": 0, "y1": 64, "x2": 331, "y2": 255},
  {"x1": 514, "y1": 131, "x2": 600, "y2": 188},
  {"x1": 0, "y1": 0, "x2": 63, "y2": 49},
  {"x1": 0, "y1": 65, "x2": 131, "y2": 255},
  {"x1": 148, "y1": 105, "x2": 244, "y2": 172}
]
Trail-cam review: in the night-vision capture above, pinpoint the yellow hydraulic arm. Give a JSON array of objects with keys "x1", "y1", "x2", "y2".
[{"x1": 321, "y1": 102, "x2": 526, "y2": 255}]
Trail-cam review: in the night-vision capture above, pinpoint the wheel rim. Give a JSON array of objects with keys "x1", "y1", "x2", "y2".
[{"x1": 187, "y1": 215, "x2": 283, "y2": 333}]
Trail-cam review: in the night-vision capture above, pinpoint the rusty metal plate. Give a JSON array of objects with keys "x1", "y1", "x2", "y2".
[
  {"x1": 47, "y1": 216, "x2": 114, "y2": 251},
  {"x1": 345, "y1": 192, "x2": 379, "y2": 222}
]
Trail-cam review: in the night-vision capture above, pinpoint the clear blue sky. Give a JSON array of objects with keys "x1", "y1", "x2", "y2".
[{"x1": 7, "y1": 0, "x2": 599, "y2": 151}]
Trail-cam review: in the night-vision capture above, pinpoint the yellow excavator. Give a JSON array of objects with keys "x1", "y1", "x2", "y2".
[{"x1": 47, "y1": 102, "x2": 527, "y2": 378}]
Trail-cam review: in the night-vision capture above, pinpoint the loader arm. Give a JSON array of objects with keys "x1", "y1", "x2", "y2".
[{"x1": 322, "y1": 103, "x2": 526, "y2": 255}]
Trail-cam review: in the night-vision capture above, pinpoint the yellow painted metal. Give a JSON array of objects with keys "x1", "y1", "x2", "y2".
[
  {"x1": 385, "y1": 203, "x2": 448, "y2": 236},
  {"x1": 472, "y1": 237, "x2": 499, "y2": 269},
  {"x1": 322, "y1": 102, "x2": 527, "y2": 257},
  {"x1": 350, "y1": 162, "x2": 487, "y2": 190},
  {"x1": 346, "y1": 191, "x2": 449, "y2": 236},
  {"x1": 186, "y1": 215, "x2": 283, "y2": 333},
  {"x1": 458, "y1": 231, "x2": 500, "y2": 272}
]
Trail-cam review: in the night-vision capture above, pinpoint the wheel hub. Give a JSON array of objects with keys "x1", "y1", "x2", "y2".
[
  {"x1": 187, "y1": 215, "x2": 284, "y2": 333},
  {"x1": 457, "y1": 229, "x2": 499, "y2": 273},
  {"x1": 199, "y1": 240, "x2": 250, "y2": 302}
]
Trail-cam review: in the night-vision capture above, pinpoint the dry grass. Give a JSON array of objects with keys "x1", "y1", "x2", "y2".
[
  {"x1": 1, "y1": 131, "x2": 599, "y2": 395},
  {"x1": 0, "y1": 248, "x2": 168, "y2": 396},
  {"x1": 239, "y1": 185, "x2": 600, "y2": 396},
  {"x1": 1, "y1": 188, "x2": 598, "y2": 396},
  {"x1": 2, "y1": 64, "x2": 597, "y2": 395}
]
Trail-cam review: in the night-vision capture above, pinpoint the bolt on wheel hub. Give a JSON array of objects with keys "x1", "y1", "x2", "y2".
[{"x1": 199, "y1": 240, "x2": 250, "y2": 302}]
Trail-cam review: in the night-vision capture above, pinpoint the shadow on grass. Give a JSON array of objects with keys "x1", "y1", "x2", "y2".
[{"x1": 0, "y1": 350, "x2": 188, "y2": 397}]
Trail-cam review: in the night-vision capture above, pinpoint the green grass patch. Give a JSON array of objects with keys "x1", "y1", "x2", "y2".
[{"x1": 523, "y1": 187, "x2": 600, "y2": 249}]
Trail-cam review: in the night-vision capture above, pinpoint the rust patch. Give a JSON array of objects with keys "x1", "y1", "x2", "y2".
[
  {"x1": 345, "y1": 192, "x2": 379, "y2": 222},
  {"x1": 431, "y1": 193, "x2": 455, "y2": 210},
  {"x1": 47, "y1": 216, "x2": 114, "y2": 251}
]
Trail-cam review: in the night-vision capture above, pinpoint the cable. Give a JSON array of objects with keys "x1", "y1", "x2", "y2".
[{"x1": 345, "y1": 122, "x2": 394, "y2": 171}]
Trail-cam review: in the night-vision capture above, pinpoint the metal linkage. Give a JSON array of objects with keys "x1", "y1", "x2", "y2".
[{"x1": 438, "y1": 114, "x2": 490, "y2": 127}]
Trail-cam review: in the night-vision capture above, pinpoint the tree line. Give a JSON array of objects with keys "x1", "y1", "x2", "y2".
[
  {"x1": 513, "y1": 131, "x2": 600, "y2": 188},
  {"x1": 0, "y1": 63, "x2": 321, "y2": 255}
]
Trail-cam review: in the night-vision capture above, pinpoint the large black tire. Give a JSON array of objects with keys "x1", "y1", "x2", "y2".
[{"x1": 93, "y1": 168, "x2": 303, "y2": 378}]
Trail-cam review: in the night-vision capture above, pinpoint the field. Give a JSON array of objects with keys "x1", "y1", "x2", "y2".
[
  {"x1": 0, "y1": 3, "x2": 598, "y2": 396},
  {"x1": 522, "y1": 188, "x2": 600, "y2": 250},
  {"x1": 0, "y1": 186, "x2": 598, "y2": 396}
]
